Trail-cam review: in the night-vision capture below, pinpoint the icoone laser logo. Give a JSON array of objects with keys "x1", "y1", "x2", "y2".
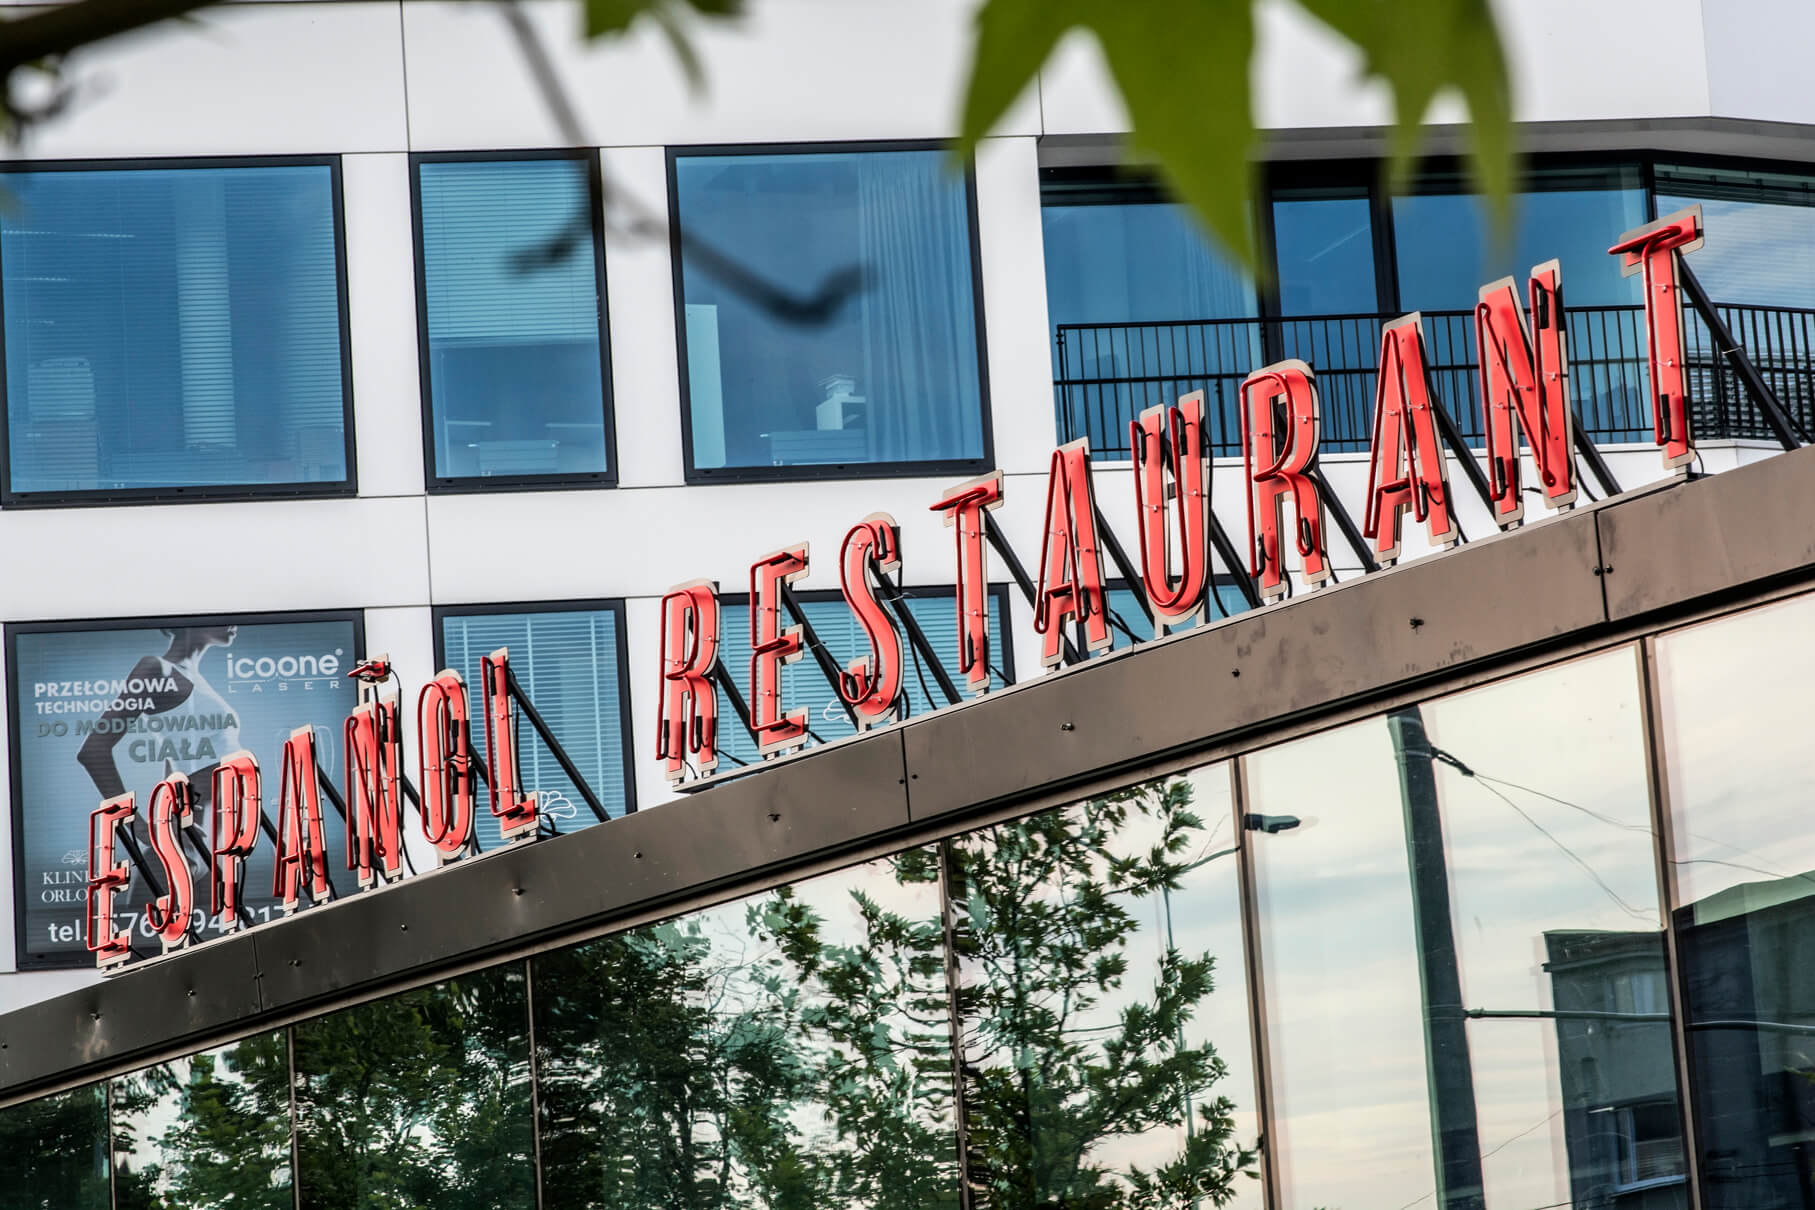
[{"x1": 226, "y1": 648, "x2": 344, "y2": 691}]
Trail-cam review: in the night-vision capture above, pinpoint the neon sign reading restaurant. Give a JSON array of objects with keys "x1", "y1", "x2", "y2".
[{"x1": 85, "y1": 208, "x2": 1718, "y2": 971}]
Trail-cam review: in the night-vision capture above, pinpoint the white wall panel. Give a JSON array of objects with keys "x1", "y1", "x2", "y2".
[
  {"x1": 344, "y1": 154, "x2": 428, "y2": 498},
  {"x1": 973, "y1": 137, "x2": 1058, "y2": 475},
  {"x1": 402, "y1": 0, "x2": 1038, "y2": 151},
  {"x1": 600, "y1": 148, "x2": 688, "y2": 489},
  {"x1": 1703, "y1": 0, "x2": 1815, "y2": 126},
  {"x1": 10, "y1": 3, "x2": 410, "y2": 159}
]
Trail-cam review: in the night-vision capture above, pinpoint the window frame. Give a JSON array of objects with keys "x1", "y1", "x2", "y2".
[
  {"x1": 430, "y1": 597, "x2": 638, "y2": 824},
  {"x1": 0, "y1": 154, "x2": 359, "y2": 508},
  {"x1": 665, "y1": 139, "x2": 996, "y2": 485},
  {"x1": 4, "y1": 606, "x2": 368, "y2": 970},
  {"x1": 409, "y1": 148, "x2": 619, "y2": 495}
]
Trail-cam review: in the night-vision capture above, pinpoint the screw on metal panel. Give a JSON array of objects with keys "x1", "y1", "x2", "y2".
[
  {"x1": 1060, "y1": 722, "x2": 1075, "y2": 731},
  {"x1": 1231, "y1": 669, "x2": 1241, "y2": 678},
  {"x1": 634, "y1": 851, "x2": 643, "y2": 860},
  {"x1": 1409, "y1": 617, "x2": 1425, "y2": 630},
  {"x1": 767, "y1": 812, "x2": 781, "y2": 822},
  {"x1": 289, "y1": 959, "x2": 299, "y2": 967},
  {"x1": 513, "y1": 887, "x2": 524, "y2": 897},
  {"x1": 400, "y1": 923, "x2": 408, "y2": 931},
  {"x1": 186, "y1": 989, "x2": 195, "y2": 998}
]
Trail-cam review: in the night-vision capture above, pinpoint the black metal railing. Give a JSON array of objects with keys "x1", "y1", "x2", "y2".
[{"x1": 1054, "y1": 301, "x2": 1815, "y2": 458}]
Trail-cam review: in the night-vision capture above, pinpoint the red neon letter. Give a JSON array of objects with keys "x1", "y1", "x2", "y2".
[
  {"x1": 1609, "y1": 205, "x2": 1704, "y2": 471},
  {"x1": 211, "y1": 752, "x2": 260, "y2": 932},
  {"x1": 930, "y1": 472, "x2": 1003, "y2": 696},
  {"x1": 346, "y1": 696, "x2": 405, "y2": 887},
  {"x1": 273, "y1": 726, "x2": 330, "y2": 914},
  {"x1": 1364, "y1": 315, "x2": 1458, "y2": 564},
  {"x1": 750, "y1": 545, "x2": 811, "y2": 755},
  {"x1": 1034, "y1": 440, "x2": 1111, "y2": 669},
  {"x1": 1131, "y1": 390, "x2": 1212, "y2": 634},
  {"x1": 145, "y1": 773, "x2": 195, "y2": 951},
  {"x1": 418, "y1": 670, "x2": 476, "y2": 862},
  {"x1": 1240, "y1": 360, "x2": 1329, "y2": 602},
  {"x1": 657, "y1": 581, "x2": 720, "y2": 784},
  {"x1": 1476, "y1": 262, "x2": 1578, "y2": 528},
  {"x1": 481, "y1": 649, "x2": 539, "y2": 842},
  {"x1": 839, "y1": 515, "x2": 903, "y2": 730},
  {"x1": 87, "y1": 795, "x2": 135, "y2": 968}
]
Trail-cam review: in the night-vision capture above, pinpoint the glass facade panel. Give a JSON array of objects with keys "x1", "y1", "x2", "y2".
[
  {"x1": 1656, "y1": 591, "x2": 1815, "y2": 1209},
  {"x1": 1657, "y1": 162, "x2": 1815, "y2": 309},
  {"x1": 292, "y1": 964, "x2": 536, "y2": 1210},
  {"x1": 0, "y1": 1082, "x2": 109, "y2": 1208},
  {"x1": 0, "y1": 163, "x2": 348, "y2": 497},
  {"x1": 948, "y1": 763, "x2": 1262, "y2": 1209},
  {"x1": 440, "y1": 604, "x2": 631, "y2": 848},
  {"x1": 1104, "y1": 582, "x2": 1252, "y2": 650},
  {"x1": 673, "y1": 148, "x2": 987, "y2": 475},
  {"x1": 1249, "y1": 648, "x2": 1685, "y2": 1209},
  {"x1": 533, "y1": 849, "x2": 956, "y2": 1209},
  {"x1": 417, "y1": 157, "x2": 610, "y2": 483},
  {"x1": 714, "y1": 590, "x2": 1009, "y2": 768},
  {"x1": 1270, "y1": 186, "x2": 1379, "y2": 316},
  {"x1": 112, "y1": 1032, "x2": 292, "y2": 1209}
]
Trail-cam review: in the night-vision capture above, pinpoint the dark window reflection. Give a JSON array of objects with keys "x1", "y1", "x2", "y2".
[
  {"x1": 1657, "y1": 592, "x2": 1815, "y2": 1210},
  {"x1": 0, "y1": 1082, "x2": 109, "y2": 1208},
  {"x1": 1250, "y1": 648, "x2": 1686, "y2": 1209},
  {"x1": 533, "y1": 849, "x2": 958, "y2": 1209},
  {"x1": 293, "y1": 965, "x2": 535, "y2": 1210},
  {"x1": 948, "y1": 765, "x2": 1263, "y2": 1210},
  {"x1": 112, "y1": 1031, "x2": 293, "y2": 1209}
]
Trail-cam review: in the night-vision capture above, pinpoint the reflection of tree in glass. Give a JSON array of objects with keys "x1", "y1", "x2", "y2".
[
  {"x1": 949, "y1": 778, "x2": 1258, "y2": 1209},
  {"x1": 533, "y1": 848, "x2": 958, "y2": 1209},
  {"x1": 292, "y1": 966, "x2": 536, "y2": 1210},
  {"x1": 0, "y1": 1082, "x2": 109, "y2": 1209},
  {"x1": 112, "y1": 1032, "x2": 292, "y2": 1210}
]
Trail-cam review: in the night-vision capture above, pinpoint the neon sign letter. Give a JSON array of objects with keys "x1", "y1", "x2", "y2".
[
  {"x1": 1240, "y1": 360, "x2": 1329, "y2": 602},
  {"x1": 1131, "y1": 391, "x2": 1212, "y2": 634},
  {"x1": 1364, "y1": 315, "x2": 1458, "y2": 564},
  {"x1": 481, "y1": 649, "x2": 538, "y2": 842},
  {"x1": 346, "y1": 696, "x2": 405, "y2": 886},
  {"x1": 418, "y1": 670, "x2": 477, "y2": 862},
  {"x1": 211, "y1": 752, "x2": 261, "y2": 932},
  {"x1": 273, "y1": 726, "x2": 331, "y2": 914},
  {"x1": 750, "y1": 546, "x2": 811, "y2": 755},
  {"x1": 838, "y1": 516, "x2": 904, "y2": 729},
  {"x1": 145, "y1": 773, "x2": 195, "y2": 951},
  {"x1": 1476, "y1": 262, "x2": 1578, "y2": 527},
  {"x1": 930, "y1": 472, "x2": 1003, "y2": 696},
  {"x1": 86, "y1": 795, "x2": 136, "y2": 968},
  {"x1": 1609, "y1": 205, "x2": 1705, "y2": 471},
  {"x1": 1034, "y1": 439, "x2": 1111, "y2": 669},
  {"x1": 657, "y1": 581, "x2": 720, "y2": 784}
]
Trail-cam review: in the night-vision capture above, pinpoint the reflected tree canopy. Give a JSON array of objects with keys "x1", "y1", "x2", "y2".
[{"x1": 0, "y1": 1082, "x2": 109, "y2": 1209}]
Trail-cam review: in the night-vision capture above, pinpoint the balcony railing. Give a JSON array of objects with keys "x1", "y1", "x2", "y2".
[{"x1": 1054, "y1": 302, "x2": 1815, "y2": 459}]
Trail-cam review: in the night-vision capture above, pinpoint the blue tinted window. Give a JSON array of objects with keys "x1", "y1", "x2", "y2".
[
  {"x1": 417, "y1": 158, "x2": 610, "y2": 482},
  {"x1": 0, "y1": 163, "x2": 347, "y2": 497},
  {"x1": 673, "y1": 148, "x2": 987, "y2": 474},
  {"x1": 1104, "y1": 582, "x2": 1251, "y2": 651},
  {"x1": 716, "y1": 590, "x2": 1008, "y2": 767},
  {"x1": 1392, "y1": 165, "x2": 1646, "y2": 311},
  {"x1": 1656, "y1": 163, "x2": 1815, "y2": 309},
  {"x1": 440, "y1": 606, "x2": 630, "y2": 849},
  {"x1": 1041, "y1": 190, "x2": 1255, "y2": 328},
  {"x1": 1272, "y1": 188, "x2": 1380, "y2": 316}
]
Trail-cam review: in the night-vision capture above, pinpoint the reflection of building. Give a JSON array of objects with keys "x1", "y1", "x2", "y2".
[{"x1": 1545, "y1": 930, "x2": 1688, "y2": 1209}]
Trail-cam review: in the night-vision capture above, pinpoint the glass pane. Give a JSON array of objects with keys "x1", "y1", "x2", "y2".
[
  {"x1": 1657, "y1": 162, "x2": 1815, "y2": 309},
  {"x1": 1042, "y1": 187, "x2": 1255, "y2": 327},
  {"x1": 0, "y1": 1082, "x2": 109, "y2": 1208},
  {"x1": 112, "y1": 1031, "x2": 293, "y2": 1209},
  {"x1": 418, "y1": 158, "x2": 609, "y2": 481},
  {"x1": 293, "y1": 964, "x2": 535, "y2": 1209},
  {"x1": 948, "y1": 764, "x2": 1264, "y2": 1210},
  {"x1": 1104, "y1": 582, "x2": 1252, "y2": 650},
  {"x1": 674, "y1": 149, "x2": 986, "y2": 473},
  {"x1": 533, "y1": 848, "x2": 957, "y2": 1208},
  {"x1": 1392, "y1": 164, "x2": 1646, "y2": 312},
  {"x1": 1656, "y1": 591, "x2": 1815, "y2": 1209},
  {"x1": 1249, "y1": 647, "x2": 1685, "y2": 1209},
  {"x1": 1, "y1": 164, "x2": 347, "y2": 495},
  {"x1": 715, "y1": 590, "x2": 1008, "y2": 768},
  {"x1": 1271, "y1": 187, "x2": 1378, "y2": 316},
  {"x1": 440, "y1": 606, "x2": 630, "y2": 846}
]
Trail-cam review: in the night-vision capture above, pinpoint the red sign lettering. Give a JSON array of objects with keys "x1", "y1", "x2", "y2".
[
  {"x1": 346, "y1": 696, "x2": 405, "y2": 887},
  {"x1": 273, "y1": 726, "x2": 330, "y2": 914},
  {"x1": 1131, "y1": 391, "x2": 1212, "y2": 634},
  {"x1": 210, "y1": 752, "x2": 261, "y2": 932},
  {"x1": 838, "y1": 516, "x2": 904, "y2": 729},
  {"x1": 1241, "y1": 360, "x2": 1329, "y2": 602},
  {"x1": 86, "y1": 795, "x2": 135, "y2": 968},
  {"x1": 481, "y1": 649, "x2": 539, "y2": 842},
  {"x1": 145, "y1": 773, "x2": 195, "y2": 951},
  {"x1": 657, "y1": 581, "x2": 721, "y2": 784},
  {"x1": 1364, "y1": 316, "x2": 1458, "y2": 564},
  {"x1": 1609, "y1": 205, "x2": 1705, "y2": 471},
  {"x1": 418, "y1": 670, "x2": 477, "y2": 862},
  {"x1": 750, "y1": 546, "x2": 812, "y2": 755},
  {"x1": 1035, "y1": 440, "x2": 1111, "y2": 668},
  {"x1": 1477, "y1": 263, "x2": 1578, "y2": 527},
  {"x1": 930, "y1": 472, "x2": 1004, "y2": 696}
]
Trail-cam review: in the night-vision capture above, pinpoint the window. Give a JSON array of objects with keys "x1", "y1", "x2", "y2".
[
  {"x1": 1269, "y1": 183, "x2": 1380, "y2": 317},
  {"x1": 713, "y1": 586, "x2": 1011, "y2": 768},
  {"x1": 1656, "y1": 162, "x2": 1815, "y2": 310},
  {"x1": 437, "y1": 602, "x2": 633, "y2": 850},
  {"x1": 414, "y1": 154, "x2": 613, "y2": 488},
  {"x1": 1104, "y1": 581, "x2": 1252, "y2": 650},
  {"x1": 0, "y1": 1082, "x2": 108, "y2": 1209},
  {"x1": 671, "y1": 145, "x2": 989, "y2": 479},
  {"x1": 0, "y1": 159, "x2": 350, "y2": 501},
  {"x1": 6, "y1": 612, "x2": 364, "y2": 968}
]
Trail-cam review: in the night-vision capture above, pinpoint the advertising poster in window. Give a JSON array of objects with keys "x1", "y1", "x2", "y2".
[{"x1": 9, "y1": 613, "x2": 363, "y2": 967}]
